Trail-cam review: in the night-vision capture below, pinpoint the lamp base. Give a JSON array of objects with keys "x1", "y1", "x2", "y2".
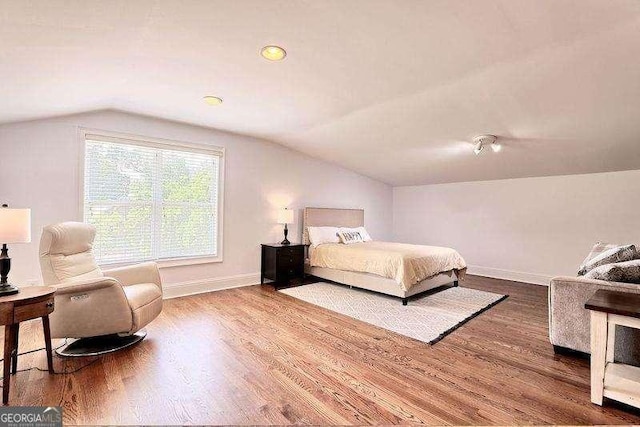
[
  {"x1": 0, "y1": 284, "x2": 19, "y2": 296},
  {"x1": 281, "y1": 223, "x2": 290, "y2": 245}
]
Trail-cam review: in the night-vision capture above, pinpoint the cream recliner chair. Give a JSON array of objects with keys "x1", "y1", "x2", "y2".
[{"x1": 39, "y1": 222, "x2": 163, "y2": 356}]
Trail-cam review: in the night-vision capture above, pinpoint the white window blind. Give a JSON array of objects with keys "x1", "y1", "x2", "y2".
[{"x1": 83, "y1": 134, "x2": 222, "y2": 265}]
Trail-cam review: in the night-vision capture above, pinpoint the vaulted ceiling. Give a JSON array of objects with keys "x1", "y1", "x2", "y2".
[{"x1": 2, "y1": 0, "x2": 640, "y2": 185}]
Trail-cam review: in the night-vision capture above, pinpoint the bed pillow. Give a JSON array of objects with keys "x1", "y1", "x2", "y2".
[
  {"x1": 339, "y1": 227, "x2": 372, "y2": 242},
  {"x1": 578, "y1": 244, "x2": 637, "y2": 275},
  {"x1": 337, "y1": 229, "x2": 365, "y2": 244},
  {"x1": 307, "y1": 226, "x2": 340, "y2": 247},
  {"x1": 585, "y1": 259, "x2": 640, "y2": 283}
]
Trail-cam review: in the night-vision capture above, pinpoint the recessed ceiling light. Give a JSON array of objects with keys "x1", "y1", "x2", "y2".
[
  {"x1": 473, "y1": 141, "x2": 484, "y2": 155},
  {"x1": 472, "y1": 135, "x2": 498, "y2": 155},
  {"x1": 261, "y1": 45, "x2": 287, "y2": 61},
  {"x1": 203, "y1": 96, "x2": 223, "y2": 106}
]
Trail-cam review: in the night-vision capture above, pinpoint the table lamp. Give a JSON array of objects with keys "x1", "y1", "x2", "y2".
[
  {"x1": 0, "y1": 204, "x2": 31, "y2": 296},
  {"x1": 277, "y1": 208, "x2": 294, "y2": 245}
]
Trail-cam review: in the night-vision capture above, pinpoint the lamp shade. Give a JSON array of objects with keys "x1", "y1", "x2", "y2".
[
  {"x1": 277, "y1": 208, "x2": 294, "y2": 225},
  {"x1": 0, "y1": 208, "x2": 31, "y2": 243}
]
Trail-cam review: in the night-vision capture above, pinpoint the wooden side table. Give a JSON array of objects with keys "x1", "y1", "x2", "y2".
[
  {"x1": 0, "y1": 286, "x2": 56, "y2": 404},
  {"x1": 585, "y1": 289, "x2": 640, "y2": 409}
]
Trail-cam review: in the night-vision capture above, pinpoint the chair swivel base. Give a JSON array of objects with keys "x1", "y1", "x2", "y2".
[{"x1": 56, "y1": 330, "x2": 147, "y2": 357}]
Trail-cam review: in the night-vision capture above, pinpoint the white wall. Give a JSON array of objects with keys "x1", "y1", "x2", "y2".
[
  {"x1": 393, "y1": 170, "x2": 640, "y2": 285},
  {"x1": 0, "y1": 110, "x2": 392, "y2": 296},
  {"x1": 5, "y1": 109, "x2": 636, "y2": 291}
]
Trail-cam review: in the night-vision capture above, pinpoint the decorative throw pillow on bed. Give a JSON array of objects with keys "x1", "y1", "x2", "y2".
[
  {"x1": 307, "y1": 226, "x2": 340, "y2": 247},
  {"x1": 339, "y1": 226, "x2": 372, "y2": 242},
  {"x1": 577, "y1": 243, "x2": 637, "y2": 275},
  {"x1": 585, "y1": 259, "x2": 640, "y2": 283},
  {"x1": 337, "y1": 230, "x2": 365, "y2": 244}
]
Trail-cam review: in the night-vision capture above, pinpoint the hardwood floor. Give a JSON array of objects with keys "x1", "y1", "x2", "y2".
[{"x1": 3, "y1": 275, "x2": 640, "y2": 425}]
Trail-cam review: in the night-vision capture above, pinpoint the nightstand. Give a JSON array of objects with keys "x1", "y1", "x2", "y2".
[{"x1": 261, "y1": 243, "x2": 305, "y2": 288}]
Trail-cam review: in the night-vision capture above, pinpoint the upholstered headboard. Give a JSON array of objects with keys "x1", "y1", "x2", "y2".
[{"x1": 302, "y1": 207, "x2": 364, "y2": 245}]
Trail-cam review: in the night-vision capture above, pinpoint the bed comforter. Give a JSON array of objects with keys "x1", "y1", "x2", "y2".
[{"x1": 309, "y1": 241, "x2": 467, "y2": 291}]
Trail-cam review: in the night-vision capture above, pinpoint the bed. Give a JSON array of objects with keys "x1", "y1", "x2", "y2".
[{"x1": 303, "y1": 207, "x2": 467, "y2": 304}]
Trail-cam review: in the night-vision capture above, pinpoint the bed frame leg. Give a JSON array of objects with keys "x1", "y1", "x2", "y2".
[
  {"x1": 453, "y1": 280, "x2": 459, "y2": 287},
  {"x1": 402, "y1": 298, "x2": 408, "y2": 306}
]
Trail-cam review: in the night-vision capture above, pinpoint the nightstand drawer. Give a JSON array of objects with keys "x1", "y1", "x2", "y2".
[
  {"x1": 278, "y1": 246, "x2": 303, "y2": 257},
  {"x1": 282, "y1": 265, "x2": 304, "y2": 277},
  {"x1": 14, "y1": 297, "x2": 55, "y2": 323},
  {"x1": 277, "y1": 250, "x2": 304, "y2": 267}
]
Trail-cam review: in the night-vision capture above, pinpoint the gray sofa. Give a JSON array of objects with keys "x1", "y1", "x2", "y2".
[{"x1": 549, "y1": 276, "x2": 640, "y2": 364}]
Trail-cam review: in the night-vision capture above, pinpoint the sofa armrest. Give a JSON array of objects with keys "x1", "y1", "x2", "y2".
[
  {"x1": 103, "y1": 262, "x2": 162, "y2": 290},
  {"x1": 54, "y1": 276, "x2": 121, "y2": 295},
  {"x1": 549, "y1": 276, "x2": 640, "y2": 353},
  {"x1": 551, "y1": 276, "x2": 640, "y2": 292}
]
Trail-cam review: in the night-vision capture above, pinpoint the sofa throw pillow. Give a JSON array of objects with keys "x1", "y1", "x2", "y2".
[
  {"x1": 337, "y1": 230, "x2": 364, "y2": 244},
  {"x1": 585, "y1": 259, "x2": 640, "y2": 283},
  {"x1": 578, "y1": 244, "x2": 636, "y2": 275},
  {"x1": 578, "y1": 242, "x2": 619, "y2": 275}
]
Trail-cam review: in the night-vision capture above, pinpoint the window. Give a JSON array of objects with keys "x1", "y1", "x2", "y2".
[{"x1": 81, "y1": 131, "x2": 224, "y2": 266}]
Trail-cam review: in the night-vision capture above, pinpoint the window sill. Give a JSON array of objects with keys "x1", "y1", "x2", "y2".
[
  {"x1": 100, "y1": 255, "x2": 222, "y2": 270},
  {"x1": 158, "y1": 256, "x2": 223, "y2": 268}
]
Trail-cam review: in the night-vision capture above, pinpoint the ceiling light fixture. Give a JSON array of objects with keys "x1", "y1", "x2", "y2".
[
  {"x1": 260, "y1": 45, "x2": 287, "y2": 61},
  {"x1": 472, "y1": 135, "x2": 498, "y2": 155},
  {"x1": 203, "y1": 96, "x2": 223, "y2": 106}
]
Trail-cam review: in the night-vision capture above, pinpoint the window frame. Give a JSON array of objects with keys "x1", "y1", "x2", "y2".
[{"x1": 78, "y1": 127, "x2": 225, "y2": 268}]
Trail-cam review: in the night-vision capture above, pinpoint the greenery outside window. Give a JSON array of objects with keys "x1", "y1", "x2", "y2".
[{"x1": 81, "y1": 130, "x2": 224, "y2": 266}]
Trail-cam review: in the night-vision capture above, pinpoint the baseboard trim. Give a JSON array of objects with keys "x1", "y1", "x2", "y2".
[
  {"x1": 467, "y1": 265, "x2": 552, "y2": 286},
  {"x1": 163, "y1": 272, "x2": 261, "y2": 299},
  {"x1": 162, "y1": 266, "x2": 550, "y2": 298}
]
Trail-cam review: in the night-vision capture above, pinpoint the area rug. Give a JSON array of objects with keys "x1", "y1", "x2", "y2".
[{"x1": 279, "y1": 282, "x2": 508, "y2": 344}]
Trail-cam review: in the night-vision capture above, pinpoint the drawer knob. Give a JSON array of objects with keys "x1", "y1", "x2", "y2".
[{"x1": 46, "y1": 302, "x2": 54, "y2": 308}]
